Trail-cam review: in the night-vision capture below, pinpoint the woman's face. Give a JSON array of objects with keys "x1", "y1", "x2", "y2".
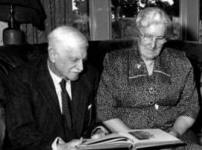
[{"x1": 138, "y1": 24, "x2": 167, "y2": 61}]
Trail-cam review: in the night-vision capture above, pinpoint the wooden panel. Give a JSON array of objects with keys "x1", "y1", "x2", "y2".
[
  {"x1": 89, "y1": 0, "x2": 111, "y2": 40},
  {"x1": 180, "y1": 0, "x2": 200, "y2": 41}
]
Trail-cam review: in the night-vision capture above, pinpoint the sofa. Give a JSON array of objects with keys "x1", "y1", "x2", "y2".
[{"x1": 0, "y1": 40, "x2": 202, "y2": 148}]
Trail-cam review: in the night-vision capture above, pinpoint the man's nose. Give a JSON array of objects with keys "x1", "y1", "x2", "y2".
[
  {"x1": 150, "y1": 38, "x2": 157, "y2": 49},
  {"x1": 76, "y1": 60, "x2": 83, "y2": 72}
]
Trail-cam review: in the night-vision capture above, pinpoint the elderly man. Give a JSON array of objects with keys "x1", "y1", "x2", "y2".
[{"x1": 5, "y1": 26, "x2": 99, "y2": 150}]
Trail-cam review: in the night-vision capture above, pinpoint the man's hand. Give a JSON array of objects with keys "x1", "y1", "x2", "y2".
[
  {"x1": 52, "y1": 137, "x2": 82, "y2": 150},
  {"x1": 57, "y1": 139, "x2": 82, "y2": 150}
]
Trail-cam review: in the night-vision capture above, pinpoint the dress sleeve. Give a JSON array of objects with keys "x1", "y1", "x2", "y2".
[
  {"x1": 175, "y1": 66, "x2": 199, "y2": 119},
  {"x1": 96, "y1": 53, "x2": 119, "y2": 122}
]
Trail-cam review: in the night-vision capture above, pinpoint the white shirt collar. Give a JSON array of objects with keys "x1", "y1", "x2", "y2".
[
  {"x1": 47, "y1": 63, "x2": 71, "y2": 98},
  {"x1": 48, "y1": 64, "x2": 62, "y2": 86}
]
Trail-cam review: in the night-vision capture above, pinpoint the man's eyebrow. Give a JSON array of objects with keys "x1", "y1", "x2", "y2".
[
  {"x1": 83, "y1": 56, "x2": 88, "y2": 61},
  {"x1": 142, "y1": 33, "x2": 165, "y2": 37},
  {"x1": 69, "y1": 56, "x2": 87, "y2": 62}
]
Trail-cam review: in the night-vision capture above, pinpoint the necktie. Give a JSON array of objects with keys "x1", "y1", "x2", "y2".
[{"x1": 60, "y1": 79, "x2": 72, "y2": 130}]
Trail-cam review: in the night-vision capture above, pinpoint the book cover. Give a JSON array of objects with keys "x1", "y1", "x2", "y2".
[{"x1": 78, "y1": 129, "x2": 184, "y2": 149}]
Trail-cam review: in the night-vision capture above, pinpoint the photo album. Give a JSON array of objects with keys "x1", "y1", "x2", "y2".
[{"x1": 78, "y1": 128, "x2": 184, "y2": 150}]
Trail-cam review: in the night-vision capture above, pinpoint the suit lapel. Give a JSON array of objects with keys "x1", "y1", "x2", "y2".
[
  {"x1": 71, "y1": 79, "x2": 87, "y2": 136},
  {"x1": 35, "y1": 60, "x2": 61, "y2": 116}
]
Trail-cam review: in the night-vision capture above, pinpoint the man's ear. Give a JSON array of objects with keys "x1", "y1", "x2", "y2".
[{"x1": 48, "y1": 47, "x2": 56, "y2": 63}]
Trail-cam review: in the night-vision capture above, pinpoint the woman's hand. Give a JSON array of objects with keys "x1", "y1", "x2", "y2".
[{"x1": 169, "y1": 129, "x2": 180, "y2": 138}]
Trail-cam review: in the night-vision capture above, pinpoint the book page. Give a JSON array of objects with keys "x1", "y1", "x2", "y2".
[
  {"x1": 78, "y1": 133, "x2": 133, "y2": 149},
  {"x1": 78, "y1": 129, "x2": 184, "y2": 150},
  {"x1": 82, "y1": 133, "x2": 128, "y2": 145},
  {"x1": 124, "y1": 129, "x2": 184, "y2": 149}
]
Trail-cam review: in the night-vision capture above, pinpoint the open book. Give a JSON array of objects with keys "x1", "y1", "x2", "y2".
[{"x1": 78, "y1": 129, "x2": 184, "y2": 149}]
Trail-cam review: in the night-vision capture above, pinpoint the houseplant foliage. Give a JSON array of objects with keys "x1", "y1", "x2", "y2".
[
  {"x1": 111, "y1": 0, "x2": 177, "y2": 39},
  {"x1": 111, "y1": 0, "x2": 176, "y2": 18}
]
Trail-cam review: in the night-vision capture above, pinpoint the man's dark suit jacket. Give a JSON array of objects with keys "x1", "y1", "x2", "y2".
[{"x1": 5, "y1": 56, "x2": 99, "y2": 150}]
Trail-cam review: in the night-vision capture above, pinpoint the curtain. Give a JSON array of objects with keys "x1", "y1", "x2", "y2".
[{"x1": 21, "y1": 0, "x2": 73, "y2": 44}]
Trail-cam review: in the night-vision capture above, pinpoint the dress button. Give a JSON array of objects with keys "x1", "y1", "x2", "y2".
[
  {"x1": 154, "y1": 104, "x2": 159, "y2": 110},
  {"x1": 149, "y1": 101, "x2": 154, "y2": 105},
  {"x1": 136, "y1": 64, "x2": 141, "y2": 69},
  {"x1": 148, "y1": 87, "x2": 156, "y2": 94}
]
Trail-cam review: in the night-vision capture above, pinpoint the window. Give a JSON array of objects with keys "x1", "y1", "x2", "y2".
[
  {"x1": 111, "y1": 0, "x2": 180, "y2": 40},
  {"x1": 71, "y1": 0, "x2": 90, "y2": 39}
]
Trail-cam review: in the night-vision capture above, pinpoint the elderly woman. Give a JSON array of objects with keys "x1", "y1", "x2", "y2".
[{"x1": 96, "y1": 7, "x2": 202, "y2": 150}]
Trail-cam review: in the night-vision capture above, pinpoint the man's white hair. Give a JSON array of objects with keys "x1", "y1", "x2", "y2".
[{"x1": 48, "y1": 25, "x2": 88, "y2": 51}]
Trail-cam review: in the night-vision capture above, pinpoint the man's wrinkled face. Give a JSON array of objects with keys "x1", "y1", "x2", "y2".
[
  {"x1": 51, "y1": 42, "x2": 87, "y2": 81},
  {"x1": 139, "y1": 24, "x2": 167, "y2": 60}
]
